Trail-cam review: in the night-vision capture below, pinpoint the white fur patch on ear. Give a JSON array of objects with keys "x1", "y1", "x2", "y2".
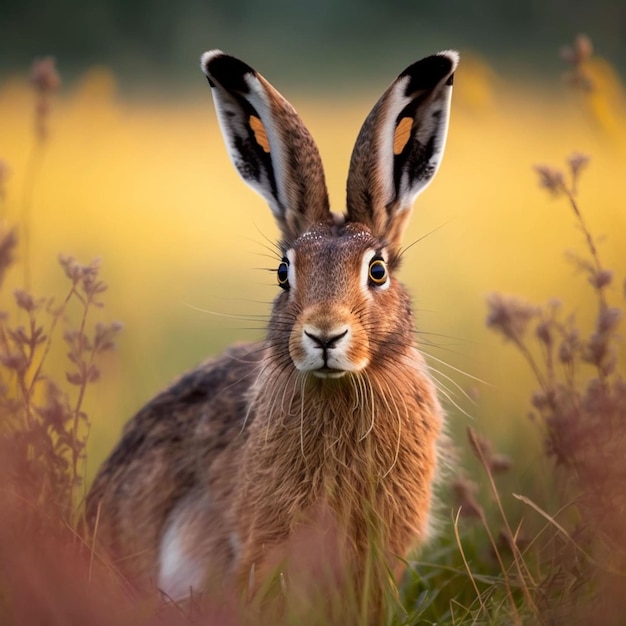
[
  {"x1": 158, "y1": 507, "x2": 205, "y2": 600},
  {"x1": 375, "y1": 81, "x2": 413, "y2": 215},
  {"x1": 200, "y1": 49, "x2": 223, "y2": 71}
]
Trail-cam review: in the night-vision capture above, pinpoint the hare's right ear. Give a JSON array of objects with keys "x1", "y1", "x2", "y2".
[{"x1": 201, "y1": 51, "x2": 330, "y2": 243}]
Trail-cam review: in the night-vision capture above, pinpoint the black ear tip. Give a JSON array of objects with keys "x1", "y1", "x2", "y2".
[
  {"x1": 400, "y1": 50, "x2": 459, "y2": 93},
  {"x1": 200, "y1": 50, "x2": 257, "y2": 93}
]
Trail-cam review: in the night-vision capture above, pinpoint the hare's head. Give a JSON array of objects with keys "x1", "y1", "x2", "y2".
[{"x1": 201, "y1": 51, "x2": 457, "y2": 380}]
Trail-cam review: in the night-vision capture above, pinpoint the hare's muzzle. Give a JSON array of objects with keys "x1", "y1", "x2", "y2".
[{"x1": 289, "y1": 308, "x2": 370, "y2": 378}]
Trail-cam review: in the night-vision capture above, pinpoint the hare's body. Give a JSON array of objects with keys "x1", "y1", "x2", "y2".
[{"x1": 87, "y1": 50, "x2": 458, "y2": 609}]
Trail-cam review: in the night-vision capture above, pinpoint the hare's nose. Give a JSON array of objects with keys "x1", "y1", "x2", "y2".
[{"x1": 303, "y1": 326, "x2": 349, "y2": 351}]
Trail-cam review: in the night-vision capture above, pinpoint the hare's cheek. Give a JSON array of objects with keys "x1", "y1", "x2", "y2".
[
  {"x1": 344, "y1": 324, "x2": 370, "y2": 370},
  {"x1": 288, "y1": 323, "x2": 310, "y2": 370}
]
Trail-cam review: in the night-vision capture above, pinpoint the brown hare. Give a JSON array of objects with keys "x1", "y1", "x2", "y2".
[{"x1": 87, "y1": 49, "x2": 458, "y2": 613}]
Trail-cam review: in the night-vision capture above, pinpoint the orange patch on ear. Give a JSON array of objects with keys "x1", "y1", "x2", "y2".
[
  {"x1": 249, "y1": 115, "x2": 270, "y2": 153},
  {"x1": 393, "y1": 117, "x2": 413, "y2": 155}
]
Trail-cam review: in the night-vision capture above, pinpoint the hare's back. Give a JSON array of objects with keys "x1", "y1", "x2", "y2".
[{"x1": 86, "y1": 342, "x2": 263, "y2": 579}]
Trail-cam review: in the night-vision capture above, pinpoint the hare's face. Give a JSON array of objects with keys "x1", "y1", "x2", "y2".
[
  {"x1": 269, "y1": 222, "x2": 412, "y2": 379},
  {"x1": 202, "y1": 50, "x2": 457, "y2": 378}
]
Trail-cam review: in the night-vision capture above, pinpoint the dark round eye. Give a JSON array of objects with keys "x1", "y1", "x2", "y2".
[
  {"x1": 368, "y1": 258, "x2": 388, "y2": 286},
  {"x1": 277, "y1": 258, "x2": 290, "y2": 289}
]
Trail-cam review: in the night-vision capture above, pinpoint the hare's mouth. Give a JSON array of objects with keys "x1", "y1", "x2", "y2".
[{"x1": 312, "y1": 367, "x2": 347, "y2": 379}]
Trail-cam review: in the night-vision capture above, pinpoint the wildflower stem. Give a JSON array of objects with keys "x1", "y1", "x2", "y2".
[
  {"x1": 563, "y1": 186, "x2": 607, "y2": 310},
  {"x1": 70, "y1": 292, "x2": 95, "y2": 503},
  {"x1": 512, "y1": 335, "x2": 547, "y2": 391},
  {"x1": 26, "y1": 284, "x2": 78, "y2": 398},
  {"x1": 16, "y1": 371, "x2": 34, "y2": 429}
]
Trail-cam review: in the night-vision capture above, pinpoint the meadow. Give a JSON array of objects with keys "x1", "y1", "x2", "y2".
[{"x1": 1, "y1": 41, "x2": 625, "y2": 623}]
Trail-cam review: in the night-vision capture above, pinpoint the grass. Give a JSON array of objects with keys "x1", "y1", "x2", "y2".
[{"x1": 1, "y1": 37, "x2": 626, "y2": 624}]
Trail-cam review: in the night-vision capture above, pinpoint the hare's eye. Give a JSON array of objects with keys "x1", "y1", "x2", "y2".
[
  {"x1": 277, "y1": 258, "x2": 290, "y2": 289},
  {"x1": 368, "y1": 258, "x2": 388, "y2": 286}
]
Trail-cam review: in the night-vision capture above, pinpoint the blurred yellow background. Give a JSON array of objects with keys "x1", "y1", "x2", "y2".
[{"x1": 1, "y1": 54, "x2": 625, "y2": 488}]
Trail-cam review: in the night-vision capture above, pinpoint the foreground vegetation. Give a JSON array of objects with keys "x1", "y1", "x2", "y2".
[{"x1": 1, "y1": 37, "x2": 625, "y2": 624}]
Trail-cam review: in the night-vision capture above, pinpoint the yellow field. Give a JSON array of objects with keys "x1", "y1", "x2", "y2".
[{"x1": 1, "y1": 55, "x2": 625, "y2": 483}]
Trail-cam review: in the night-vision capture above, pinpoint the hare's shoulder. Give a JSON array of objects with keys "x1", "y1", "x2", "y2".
[{"x1": 86, "y1": 342, "x2": 263, "y2": 523}]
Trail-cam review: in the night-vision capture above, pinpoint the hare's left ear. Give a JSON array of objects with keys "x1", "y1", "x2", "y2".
[{"x1": 346, "y1": 51, "x2": 458, "y2": 255}]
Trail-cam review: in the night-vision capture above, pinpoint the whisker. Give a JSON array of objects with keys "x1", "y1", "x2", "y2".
[
  {"x1": 429, "y1": 377, "x2": 474, "y2": 420},
  {"x1": 251, "y1": 224, "x2": 283, "y2": 255},
  {"x1": 218, "y1": 297, "x2": 274, "y2": 306},
  {"x1": 397, "y1": 218, "x2": 456, "y2": 259},
  {"x1": 358, "y1": 372, "x2": 376, "y2": 441},
  {"x1": 299, "y1": 372, "x2": 307, "y2": 462},
  {"x1": 413, "y1": 329, "x2": 473, "y2": 343},
  {"x1": 251, "y1": 251, "x2": 284, "y2": 262},
  {"x1": 422, "y1": 351, "x2": 491, "y2": 386},
  {"x1": 183, "y1": 302, "x2": 269, "y2": 321},
  {"x1": 423, "y1": 360, "x2": 479, "y2": 407}
]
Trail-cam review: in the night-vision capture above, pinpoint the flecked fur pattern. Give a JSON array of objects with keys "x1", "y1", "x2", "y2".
[{"x1": 87, "y1": 49, "x2": 458, "y2": 619}]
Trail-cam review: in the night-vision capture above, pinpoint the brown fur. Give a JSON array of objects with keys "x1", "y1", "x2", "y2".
[{"x1": 87, "y1": 50, "x2": 458, "y2": 617}]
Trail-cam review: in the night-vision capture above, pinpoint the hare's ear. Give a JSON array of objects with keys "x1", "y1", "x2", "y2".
[
  {"x1": 201, "y1": 51, "x2": 330, "y2": 242},
  {"x1": 346, "y1": 51, "x2": 458, "y2": 255}
]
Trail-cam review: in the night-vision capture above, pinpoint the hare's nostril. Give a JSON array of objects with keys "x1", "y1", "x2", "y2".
[
  {"x1": 326, "y1": 329, "x2": 349, "y2": 349},
  {"x1": 303, "y1": 330, "x2": 323, "y2": 349},
  {"x1": 304, "y1": 328, "x2": 349, "y2": 351}
]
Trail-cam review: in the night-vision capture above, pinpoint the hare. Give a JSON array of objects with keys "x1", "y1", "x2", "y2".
[{"x1": 86, "y1": 49, "x2": 458, "y2": 612}]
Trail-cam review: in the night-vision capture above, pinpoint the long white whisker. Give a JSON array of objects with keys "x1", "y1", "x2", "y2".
[
  {"x1": 261, "y1": 360, "x2": 292, "y2": 442},
  {"x1": 240, "y1": 363, "x2": 264, "y2": 435},
  {"x1": 358, "y1": 372, "x2": 376, "y2": 441},
  {"x1": 430, "y1": 377, "x2": 474, "y2": 420},
  {"x1": 422, "y1": 351, "x2": 491, "y2": 386},
  {"x1": 299, "y1": 372, "x2": 308, "y2": 462},
  {"x1": 182, "y1": 302, "x2": 270, "y2": 321},
  {"x1": 424, "y1": 362, "x2": 478, "y2": 408}
]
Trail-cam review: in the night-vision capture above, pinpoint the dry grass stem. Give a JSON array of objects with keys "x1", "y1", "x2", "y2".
[{"x1": 452, "y1": 507, "x2": 487, "y2": 619}]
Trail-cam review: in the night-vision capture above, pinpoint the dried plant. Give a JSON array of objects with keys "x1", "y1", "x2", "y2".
[
  {"x1": 21, "y1": 57, "x2": 61, "y2": 289},
  {"x1": 0, "y1": 250, "x2": 122, "y2": 528},
  {"x1": 487, "y1": 154, "x2": 626, "y2": 620},
  {"x1": 560, "y1": 34, "x2": 595, "y2": 93},
  {"x1": 0, "y1": 58, "x2": 123, "y2": 534},
  {"x1": 29, "y1": 57, "x2": 61, "y2": 142}
]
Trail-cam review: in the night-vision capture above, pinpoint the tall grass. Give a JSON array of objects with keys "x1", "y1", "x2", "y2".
[{"x1": 1, "y1": 35, "x2": 625, "y2": 624}]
